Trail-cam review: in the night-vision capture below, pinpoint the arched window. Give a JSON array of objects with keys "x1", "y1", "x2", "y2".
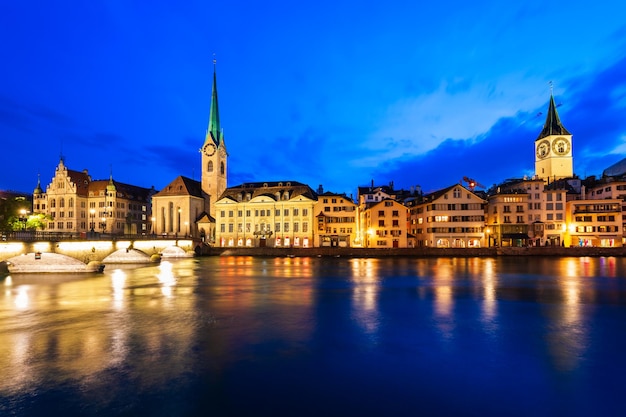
[
  {"x1": 208, "y1": 161, "x2": 214, "y2": 172},
  {"x1": 60, "y1": 198, "x2": 65, "y2": 208},
  {"x1": 69, "y1": 198, "x2": 74, "y2": 208},
  {"x1": 220, "y1": 162, "x2": 225, "y2": 175},
  {"x1": 51, "y1": 199, "x2": 56, "y2": 208}
]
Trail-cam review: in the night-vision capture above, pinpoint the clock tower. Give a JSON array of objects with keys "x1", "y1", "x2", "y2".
[
  {"x1": 534, "y1": 94, "x2": 573, "y2": 180},
  {"x1": 201, "y1": 60, "x2": 228, "y2": 219}
]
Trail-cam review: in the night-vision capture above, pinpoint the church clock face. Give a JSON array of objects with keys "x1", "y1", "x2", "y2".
[
  {"x1": 536, "y1": 140, "x2": 550, "y2": 159},
  {"x1": 552, "y1": 137, "x2": 570, "y2": 156},
  {"x1": 203, "y1": 143, "x2": 216, "y2": 156}
]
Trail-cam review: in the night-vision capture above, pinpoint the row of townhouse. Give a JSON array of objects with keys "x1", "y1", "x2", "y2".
[{"x1": 214, "y1": 172, "x2": 625, "y2": 249}]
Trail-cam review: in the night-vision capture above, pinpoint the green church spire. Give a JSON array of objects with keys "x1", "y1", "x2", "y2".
[{"x1": 206, "y1": 58, "x2": 222, "y2": 146}]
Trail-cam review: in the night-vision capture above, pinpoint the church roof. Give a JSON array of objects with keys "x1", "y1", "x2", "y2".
[
  {"x1": 536, "y1": 94, "x2": 571, "y2": 140},
  {"x1": 152, "y1": 176, "x2": 205, "y2": 198},
  {"x1": 89, "y1": 179, "x2": 154, "y2": 201}
]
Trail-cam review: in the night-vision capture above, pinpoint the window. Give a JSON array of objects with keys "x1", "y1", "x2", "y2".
[
  {"x1": 228, "y1": 224, "x2": 234, "y2": 233},
  {"x1": 284, "y1": 209, "x2": 289, "y2": 216},
  {"x1": 284, "y1": 223, "x2": 290, "y2": 232},
  {"x1": 453, "y1": 188, "x2": 461, "y2": 198},
  {"x1": 275, "y1": 223, "x2": 281, "y2": 232},
  {"x1": 208, "y1": 161, "x2": 214, "y2": 172},
  {"x1": 378, "y1": 210, "x2": 385, "y2": 216},
  {"x1": 294, "y1": 222, "x2": 299, "y2": 232},
  {"x1": 303, "y1": 209, "x2": 308, "y2": 216},
  {"x1": 303, "y1": 222, "x2": 308, "y2": 232}
]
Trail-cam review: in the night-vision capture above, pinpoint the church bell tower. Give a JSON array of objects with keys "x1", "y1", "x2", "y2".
[
  {"x1": 201, "y1": 60, "x2": 228, "y2": 219},
  {"x1": 534, "y1": 93, "x2": 573, "y2": 180}
]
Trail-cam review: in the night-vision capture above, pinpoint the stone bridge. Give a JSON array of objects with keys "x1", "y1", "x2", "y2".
[{"x1": 0, "y1": 233, "x2": 208, "y2": 264}]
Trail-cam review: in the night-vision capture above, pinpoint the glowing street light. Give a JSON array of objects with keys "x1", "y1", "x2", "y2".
[{"x1": 90, "y1": 208, "x2": 96, "y2": 232}]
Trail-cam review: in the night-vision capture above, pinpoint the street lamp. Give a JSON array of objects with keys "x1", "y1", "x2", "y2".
[
  {"x1": 90, "y1": 209, "x2": 96, "y2": 232},
  {"x1": 485, "y1": 227, "x2": 491, "y2": 248},
  {"x1": 19, "y1": 209, "x2": 28, "y2": 230}
]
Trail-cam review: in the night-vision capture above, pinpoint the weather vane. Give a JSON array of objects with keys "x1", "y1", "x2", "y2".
[{"x1": 549, "y1": 80, "x2": 554, "y2": 95}]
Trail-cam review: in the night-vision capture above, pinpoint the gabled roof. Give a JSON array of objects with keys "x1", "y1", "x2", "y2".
[
  {"x1": 536, "y1": 94, "x2": 571, "y2": 140},
  {"x1": 88, "y1": 179, "x2": 154, "y2": 201},
  {"x1": 218, "y1": 181, "x2": 317, "y2": 202},
  {"x1": 422, "y1": 183, "x2": 486, "y2": 203},
  {"x1": 65, "y1": 169, "x2": 91, "y2": 196},
  {"x1": 153, "y1": 176, "x2": 205, "y2": 198}
]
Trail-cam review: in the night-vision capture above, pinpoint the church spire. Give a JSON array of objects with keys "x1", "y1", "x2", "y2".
[
  {"x1": 206, "y1": 57, "x2": 222, "y2": 147},
  {"x1": 536, "y1": 93, "x2": 571, "y2": 140}
]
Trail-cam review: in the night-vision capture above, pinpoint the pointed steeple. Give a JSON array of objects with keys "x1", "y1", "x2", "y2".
[
  {"x1": 206, "y1": 58, "x2": 223, "y2": 147},
  {"x1": 536, "y1": 94, "x2": 571, "y2": 140}
]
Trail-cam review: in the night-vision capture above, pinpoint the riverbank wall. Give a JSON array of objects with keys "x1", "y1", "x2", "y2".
[{"x1": 202, "y1": 246, "x2": 626, "y2": 258}]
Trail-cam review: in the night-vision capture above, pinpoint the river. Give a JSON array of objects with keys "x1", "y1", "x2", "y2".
[{"x1": 1, "y1": 256, "x2": 625, "y2": 416}]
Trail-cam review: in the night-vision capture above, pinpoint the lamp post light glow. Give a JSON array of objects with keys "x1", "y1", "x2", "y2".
[
  {"x1": 90, "y1": 209, "x2": 96, "y2": 232},
  {"x1": 151, "y1": 216, "x2": 156, "y2": 236},
  {"x1": 19, "y1": 209, "x2": 28, "y2": 230}
]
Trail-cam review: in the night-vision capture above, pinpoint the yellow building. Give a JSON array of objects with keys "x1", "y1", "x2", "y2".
[
  {"x1": 314, "y1": 191, "x2": 358, "y2": 247},
  {"x1": 564, "y1": 199, "x2": 621, "y2": 247},
  {"x1": 33, "y1": 158, "x2": 154, "y2": 236},
  {"x1": 215, "y1": 181, "x2": 317, "y2": 248},
  {"x1": 411, "y1": 184, "x2": 485, "y2": 248},
  {"x1": 361, "y1": 199, "x2": 408, "y2": 248}
]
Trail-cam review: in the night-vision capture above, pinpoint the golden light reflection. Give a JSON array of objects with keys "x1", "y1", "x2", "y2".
[
  {"x1": 481, "y1": 258, "x2": 497, "y2": 322},
  {"x1": 350, "y1": 259, "x2": 380, "y2": 336},
  {"x1": 111, "y1": 269, "x2": 126, "y2": 309},
  {"x1": 157, "y1": 261, "x2": 176, "y2": 298},
  {"x1": 15, "y1": 286, "x2": 29, "y2": 310},
  {"x1": 546, "y1": 258, "x2": 587, "y2": 372},
  {"x1": 433, "y1": 259, "x2": 454, "y2": 317}
]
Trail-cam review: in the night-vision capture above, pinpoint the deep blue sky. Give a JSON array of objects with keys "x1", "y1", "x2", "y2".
[{"x1": 2, "y1": 1, "x2": 626, "y2": 196}]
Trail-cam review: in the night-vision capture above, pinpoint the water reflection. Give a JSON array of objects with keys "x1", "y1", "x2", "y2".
[
  {"x1": 0, "y1": 256, "x2": 624, "y2": 416},
  {"x1": 350, "y1": 259, "x2": 380, "y2": 337}
]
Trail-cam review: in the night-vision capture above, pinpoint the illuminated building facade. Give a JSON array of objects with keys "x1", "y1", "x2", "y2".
[
  {"x1": 151, "y1": 176, "x2": 211, "y2": 239},
  {"x1": 410, "y1": 184, "x2": 486, "y2": 248},
  {"x1": 564, "y1": 199, "x2": 621, "y2": 247},
  {"x1": 214, "y1": 181, "x2": 317, "y2": 247},
  {"x1": 314, "y1": 191, "x2": 358, "y2": 247},
  {"x1": 361, "y1": 199, "x2": 409, "y2": 248},
  {"x1": 33, "y1": 158, "x2": 154, "y2": 235}
]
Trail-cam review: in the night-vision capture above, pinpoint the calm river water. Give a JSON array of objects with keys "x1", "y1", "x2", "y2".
[{"x1": 1, "y1": 256, "x2": 625, "y2": 416}]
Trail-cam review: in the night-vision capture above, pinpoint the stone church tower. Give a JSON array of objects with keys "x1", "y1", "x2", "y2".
[
  {"x1": 534, "y1": 94, "x2": 573, "y2": 180},
  {"x1": 201, "y1": 60, "x2": 228, "y2": 219}
]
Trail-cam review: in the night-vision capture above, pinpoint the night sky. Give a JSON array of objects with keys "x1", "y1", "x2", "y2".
[{"x1": 2, "y1": 1, "x2": 625, "y2": 196}]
